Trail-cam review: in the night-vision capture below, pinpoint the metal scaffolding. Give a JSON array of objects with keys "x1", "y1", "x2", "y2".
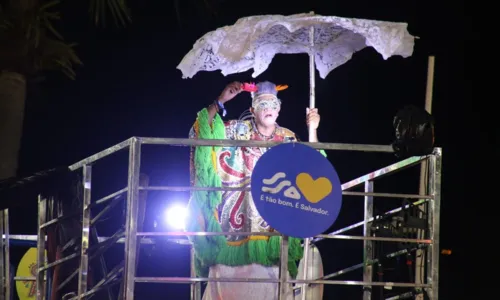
[{"x1": 1, "y1": 136, "x2": 442, "y2": 300}]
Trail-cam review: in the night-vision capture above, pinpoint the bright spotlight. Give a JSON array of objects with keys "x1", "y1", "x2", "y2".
[{"x1": 165, "y1": 205, "x2": 188, "y2": 230}]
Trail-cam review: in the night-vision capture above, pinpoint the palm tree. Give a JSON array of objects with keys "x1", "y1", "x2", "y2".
[
  {"x1": 0, "y1": 0, "x2": 82, "y2": 180},
  {"x1": 0, "y1": 0, "x2": 221, "y2": 181}
]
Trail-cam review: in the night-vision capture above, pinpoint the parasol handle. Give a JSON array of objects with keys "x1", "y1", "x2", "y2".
[
  {"x1": 302, "y1": 24, "x2": 317, "y2": 300},
  {"x1": 308, "y1": 25, "x2": 316, "y2": 143}
]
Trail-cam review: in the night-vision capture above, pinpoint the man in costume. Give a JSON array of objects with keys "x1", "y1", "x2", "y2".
[{"x1": 187, "y1": 81, "x2": 324, "y2": 300}]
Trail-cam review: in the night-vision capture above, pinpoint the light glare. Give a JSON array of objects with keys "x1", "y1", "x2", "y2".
[{"x1": 165, "y1": 205, "x2": 187, "y2": 230}]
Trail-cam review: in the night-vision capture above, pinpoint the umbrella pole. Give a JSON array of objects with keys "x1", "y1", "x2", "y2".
[
  {"x1": 298, "y1": 24, "x2": 322, "y2": 300},
  {"x1": 308, "y1": 25, "x2": 316, "y2": 142}
]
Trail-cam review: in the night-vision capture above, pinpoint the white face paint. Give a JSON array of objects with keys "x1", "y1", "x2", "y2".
[{"x1": 252, "y1": 95, "x2": 281, "y2": 127}]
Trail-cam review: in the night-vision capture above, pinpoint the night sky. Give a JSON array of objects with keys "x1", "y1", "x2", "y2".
[{"x1": 9, "y1": 0, "x2": 466, "y2": 299}]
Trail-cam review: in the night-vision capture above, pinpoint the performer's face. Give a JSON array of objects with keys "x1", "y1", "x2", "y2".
[{"x1": 252, "y1": 101, "x2": 280, "y2": 127}]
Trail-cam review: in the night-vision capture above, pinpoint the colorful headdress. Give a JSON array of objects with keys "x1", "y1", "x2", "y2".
[{"x1": 241, "y1": 81, "x2": 288, "y2": 110}]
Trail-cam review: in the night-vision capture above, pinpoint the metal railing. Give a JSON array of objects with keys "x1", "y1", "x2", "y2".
[
  {"x1": 0, "y1": 209, "x2": 10, "y2": 300},
  {"x1": 1, "y1": 136, "x2": 442, "y2": 300}
]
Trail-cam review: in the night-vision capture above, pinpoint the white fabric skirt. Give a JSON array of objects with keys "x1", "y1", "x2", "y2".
[
  {"x1": 202, "y1": 246, "x2": 324, "y2": 300},
  {"x1": 202, "y1": 264, "x2": 295, "y2": 300}
]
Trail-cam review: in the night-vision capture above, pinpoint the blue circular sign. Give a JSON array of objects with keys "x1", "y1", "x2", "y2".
[{"x1": 251, "y1": 143, "x2": 342, "y2": 238}]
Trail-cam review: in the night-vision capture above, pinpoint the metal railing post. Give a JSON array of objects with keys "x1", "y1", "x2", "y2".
[
  {"x1": 0, "y1": 209, "x2": 5, "y2": 300},
  {"x1": 3, "y1": 209, "x2": 10, "y2": 300},
  {"x1": 77, "y1": 165, "x2": 92, "y2": 298},
  {"x1": 36, "y1": 196, "x2": 47, "y2": 300},
  {"x1": 300, "y1": 238, "x2": 310, "y2": 300},
  {"x1": 363, "y1": 181, "x2": 374, "y2": 300},
  {"x1": 278, "y1": 235, "x2": 289, "y2": 300},
  {"x1": 190, "y1": 246, "x2": 201, "y2": 300},
  {"x1": 123, "y1": 138, "x2": 141, "y2": 300},
  {"x1": 427, "y1": 149, "x2": 442, "y2": 300}
]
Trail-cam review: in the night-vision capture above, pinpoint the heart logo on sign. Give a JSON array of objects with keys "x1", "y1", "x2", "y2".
[{"x1": 295, "y1": 173, "x2": 333, "y2": 204}]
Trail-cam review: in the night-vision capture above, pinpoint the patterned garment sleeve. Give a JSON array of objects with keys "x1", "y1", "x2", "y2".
[{"x1": 224, "y1": 120, "x2": 239, "y2": 140}]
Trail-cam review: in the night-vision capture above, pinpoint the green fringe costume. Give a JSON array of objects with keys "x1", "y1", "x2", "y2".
[{"x1": 187, "y1": 108, "x2": 326, "y2": 278}]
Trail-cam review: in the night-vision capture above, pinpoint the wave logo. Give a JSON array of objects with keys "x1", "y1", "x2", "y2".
[{"x1": 262, "y1": 172, "x2": 333, "y2": 204}]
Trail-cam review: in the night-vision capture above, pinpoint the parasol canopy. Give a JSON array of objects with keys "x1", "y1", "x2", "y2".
[{"x1": 177, "y1": 13, "x2": 416, "y2": 79}]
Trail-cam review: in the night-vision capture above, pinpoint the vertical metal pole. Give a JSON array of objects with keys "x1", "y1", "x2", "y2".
[
  {"x1": 45, "y1": 198, "x2": 53, "y2": 300},
  {"x1": 190, "y1": 246, "x2": 195, "y2": 300},
  {"x1": 190, "y1": 246, "x2": 201, "y2": 300},
  {"x1": 0, "y1": 209, "x2": 4, "y2": 300},
  {"x1": 36, "y1": 196, "x2": 47, "y2": 300},
  {"x1": 363, "y1": 181, "x2": 374, "y2": 300},
  {"x1": 123, "y1": 138, "x2": 141, "y2": 300},
  {"x1": 308, "y1": 24, "x2": 316, "y2": 140},
  {"x1": 300, "y1": 239, "x2": 310, "y2": 300},
  {"x1": 4, "y1": 210, "x2": 9, "y2": 300},
  {"x1": 415, "y1": 159, "x2": 428, "y2": 299},
  {"x1": 278, "y1": 235, "x2": 289, "y2": 300},
  {"x1": 426, "y1": 149, "x2": 441, "y2": 300},
  {"x1": 301, "y1": 19, "x2": 316, "y2": 300},
  {"x1": 77, "y1": 165, "x2": 92, "y2": 298}
]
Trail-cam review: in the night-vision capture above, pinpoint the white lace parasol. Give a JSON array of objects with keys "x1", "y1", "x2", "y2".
[{"x1": 177, "y1": 13, "x2": 416, "y2": 79}]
